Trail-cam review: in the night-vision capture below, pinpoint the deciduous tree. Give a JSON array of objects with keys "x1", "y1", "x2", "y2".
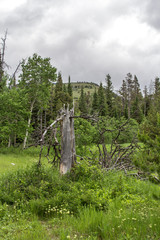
[{"x1": 19, "y1": 53, "x2": 57, "y2": 148}]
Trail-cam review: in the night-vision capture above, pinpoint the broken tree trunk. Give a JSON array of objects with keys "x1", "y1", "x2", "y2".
[
  {"x1": 60, "y1": 106, "x2": 76, "y2": 174},
  {"x1": 39, "y1": 105, "x2": 76, "y2": 174}
]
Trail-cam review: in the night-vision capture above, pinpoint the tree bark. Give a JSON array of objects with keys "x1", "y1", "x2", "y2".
[
  {"x1": 8, "y1": 136, "x2": 11, "y2": 148},
  {"x1": 23, "y1": 99, "x2": 35, "y2": 149},
  {"x1": 60, "y1": 106, "x2": 76, "y2": 174}
]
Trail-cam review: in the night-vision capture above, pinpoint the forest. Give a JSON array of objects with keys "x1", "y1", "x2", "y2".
[{"x1": 0, "y1": 33, "x2": 160, "y2": 239}]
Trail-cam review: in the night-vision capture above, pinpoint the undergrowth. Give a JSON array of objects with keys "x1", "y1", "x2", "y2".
[{"x1": 0, "y1": 159, "x2": 160, "y2": 239}]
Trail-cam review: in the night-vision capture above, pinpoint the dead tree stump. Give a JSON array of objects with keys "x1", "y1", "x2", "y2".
[{"x1": 60, "y1": 106, "x2": 76, "y2": 174}]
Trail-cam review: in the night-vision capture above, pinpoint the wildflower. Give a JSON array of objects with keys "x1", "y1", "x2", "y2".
[{"x1": 67, "y1": 236, "x2": 70, "y2": 239}]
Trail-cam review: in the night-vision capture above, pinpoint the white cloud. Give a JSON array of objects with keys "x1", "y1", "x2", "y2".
[{"x1": 0, "y1": 0, "x2": 26, "y2": 12}]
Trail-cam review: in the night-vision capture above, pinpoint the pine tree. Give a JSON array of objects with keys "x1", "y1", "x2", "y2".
[
  {"x1": 105, "y1": 74, "x2": 113, "y2": 116},
  {"x1": 91, "y1": 88, "x2": 98, "y2": 114},
  {"x1": 67, "y1": 75, "x2": 73, "y2": 97},
  {"x1": 119, "y1": 80, "x2": 127, "y2": 117},
  {"x1": 98, "y1": 82, "x2": 107, "y2": 116},
  {"x1": 131, "y1": 96, "x2": 143, "y2": 123},
  {"x1": 143, "y1": 85, "x2": 150, "y2": 116},
  {"x1": 153, "y1": 77, "x2": 160, "y2": 112},
  {"x1": 79, "y1": 86, "x2": 87, "y2": 114},
  {"x1": 126, "y1": 73, "x2": 133, "y2": 119},
  {"x1": 63, "y1": 84, "x2": 67, "y2": 93},
  {"x1": 52, "y1": 72, "x2": 72, "y2": 117},
  {"x1": 55, "y1": 72, "x2": 63, "y2": 94},
  {"x1": 131, "y1": 75, "x2": 143, "y2": 122}
]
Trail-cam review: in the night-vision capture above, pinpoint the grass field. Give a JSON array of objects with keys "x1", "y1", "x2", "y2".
[
  {"x1": 0, "y1": 147, "x2": 160, "y2": 240},
  {"x1": 0, "y1": 147, "x2": 40, "y2": 174},
  {"x1": 65, "y1": 82, "x2": 99, "y2": 100}
]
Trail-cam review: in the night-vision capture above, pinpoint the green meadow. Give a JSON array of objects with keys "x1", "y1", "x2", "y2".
[{"x1": 0, "y1": 148, "x2": 160, "y2": 240}]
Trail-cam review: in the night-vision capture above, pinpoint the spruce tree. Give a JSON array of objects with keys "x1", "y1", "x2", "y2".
[
  {"x1": 105, "y1": 74, "x2": 113, "y2": 116},
  {"x1": 126, "y1": 73, "x2": 133, "y2": 119},
  {"x1": 55, "y1": 72, "x2": 63, "y2": 94},
  {"x1": 91, "y1": 88, "x2": 98, "y2": 114},
  {"x1": 143, "y1": 85, "x2": 151, "y2": 116},
  {"x1": 98, "y1": 82, "x2": 107, "y2": 116},
  {"x1": 52, "y1": 72, "x2": 72, "y2": 117},
  {"x1": 67, "y1": 75, "x2": 73, "y2": 97},
  {"x1": 153, "y1": 77, "x2": 160, "y2": 112},
  {"x1": 79, "y1": 86, "x2": 87, "y2": 114},
  {"x1": 119, "y1": 80, "x2": 127, "y2": 117},
  {"x1": 131, "y1": 75, "x2": 143, "y2": 122}
]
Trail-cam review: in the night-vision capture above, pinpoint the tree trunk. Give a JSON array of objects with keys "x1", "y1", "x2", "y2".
[
  {"x1": 60, "y1": 106, "x2": 76, "y2": 174},
  {"x1": 8, "y1": 136, "x2": 11, "y2": 148},
  {"x1": 23, "y1": 99, "x2": 35, "y2": 149},
  {"x1": 14, "y1": 134, "x2": 16, "y2": 147},
  {"x1": 70, "y1": 108, "x2": 76, "y2": 167}
]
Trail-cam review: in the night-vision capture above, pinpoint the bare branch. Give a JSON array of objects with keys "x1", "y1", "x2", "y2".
[
  {"x1": 40, "y1": 117, "x2": 62, "y2": 143},
  {"x1": 1, "y1": 30, "x2": 7, "y2": 65},
  {"x1": 12, "y1": 61, "x2": 22, "y2": 86}
]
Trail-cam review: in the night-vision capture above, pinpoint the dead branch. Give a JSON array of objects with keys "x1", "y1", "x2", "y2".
[
  {"x1": 38, "y1": 116, "x2": 63, "y2": 165},
  {"x1": 11, "y1": 61, "x2": 22, "y2": 87},
  {"x1": 40, "y1": 117, "x2": 62, "y2": 143}
]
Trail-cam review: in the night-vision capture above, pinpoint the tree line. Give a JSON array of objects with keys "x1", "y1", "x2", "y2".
[
  {"x1": 0, "y1": 32, "x2": 160, "y2": 179},
  {"x1": 0, "y1": 43, "x2": 160, "y2": 149}
]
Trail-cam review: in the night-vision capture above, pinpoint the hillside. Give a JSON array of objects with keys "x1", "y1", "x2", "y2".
[{"x1": 65, "y1": 82, "x2": 99, "y2": 100}]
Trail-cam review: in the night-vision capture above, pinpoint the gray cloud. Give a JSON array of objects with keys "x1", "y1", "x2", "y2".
[
  {"x1": 141, "y1": 0, "x2": 160, "y2": 30},
  {"x1": 1, "y1": 0, "x2": 160, "y2": 91}
]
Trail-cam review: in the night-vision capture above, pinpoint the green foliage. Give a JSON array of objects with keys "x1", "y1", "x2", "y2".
[
  {"x1": 0, "y1": 154, "x2": 160, "y2": 239},
  {"x1": 91, "y1": 88, "x2": 98, "y2": 114},
  {"x1": 0, "y1": 87, "x2": 29, "y2": 146},
  {"x1": 67, "y1": 75, "x2": 73, "y2": 97},
  {"x1": 52, "y1": 72, "x2": 72, "y2": 117},
  {"x1": 98, "y1": 82, "x2": 108, "y2": 116},
  {"x1": 79, "y1": 86, "x2": 87, "y2": 114},
  {"x1": 105, "y1": 74, "x2": 114, "y2": 116},
  {"x1": 137, "y1": 112, "x2": 160, "y2": 178},
  {"x1": 74, "y1": 118, "x2": 96, "y2": 153},
  {"x1": 93, "y1": 116, "x2": 138, "y2": 145},
  {"x1": 19, "y1": 53, "x2": 57, "y2": 107}
]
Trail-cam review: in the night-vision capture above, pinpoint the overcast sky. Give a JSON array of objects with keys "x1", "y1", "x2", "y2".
[{"x1": 1, "y1": 0, "x2": 160, "y2": 90}]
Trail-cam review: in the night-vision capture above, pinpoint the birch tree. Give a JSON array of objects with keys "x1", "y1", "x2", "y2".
[{"x1": 19, "y1": 53, "x2": 57, "y2": 148}]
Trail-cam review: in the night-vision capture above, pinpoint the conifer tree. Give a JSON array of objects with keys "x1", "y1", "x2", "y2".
[
  {"x1": 52, "y1": 72, "x2": 72, "y2": 117},
  {"x1": 55, "y1": 72, "x2": 63, "y2": 94},
  {"x1": 143, "y1": 85, "x2": 150, "y2": 116},
  {"x1": 67, "y1": 75, "x2": 73, "y2": 97},
  {"x1": 79, "y1": 86, "x2": 87, "y2": 114},
  {"x1": 153, "y1": 77, "x2": 160, "y2": 112},
  {"x1": 98, "y1": 82, "x2": 107, "y2": 116},
  {"x1": 119, "y1": 80, "x2": 127, "y2": 116},
  {"x1": 131, "y1": 75, "x2": 143, "y2": 122},
  {"x1": 91, "y1": 88, "x2": 98, "y2": 114},
  {"x1": 63, "y1": 84, "x2": 67, "y2": 93},
  {"x1": 105, "y1": 74, "x2": 113, "y2": 116},
  {"x1": 126, "y1": 73, "x2": 133, "y2": 119}
]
